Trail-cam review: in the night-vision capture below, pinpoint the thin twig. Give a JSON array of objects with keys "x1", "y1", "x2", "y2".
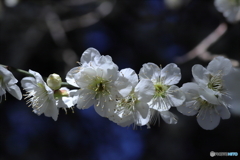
[{"x1": 175, "y1": 23, "x2": 228, "y2": 64}]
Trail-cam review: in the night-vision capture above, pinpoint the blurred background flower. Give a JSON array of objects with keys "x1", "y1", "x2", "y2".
[
  {"x1": 214, "y1": 0, "x2": 240, "y2": 23},
  {"x1": 0, "y1": 0, "x2": 240, "y2": 159}
]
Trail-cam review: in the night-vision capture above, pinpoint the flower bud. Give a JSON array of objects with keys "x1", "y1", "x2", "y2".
[{"x1": 47, "y1": 73, "x2": 62, "y2": 90}]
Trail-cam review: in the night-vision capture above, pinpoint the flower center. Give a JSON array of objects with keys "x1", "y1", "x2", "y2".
[
  {"x1": 88, "y1": 76, "x2": 110, "y2": 98},
  {"x1": 207, "y1": 74, "x2": 223, "y2": 92},
  {"x1": 197, "y1": 97, "x2": 215, "y2": 109},
  {"x1": 117, "y1": 92, "x2": 138, "y2": 112},
  {"x1": 154, "y1": 83, "x2": 169, "y2": 98}
]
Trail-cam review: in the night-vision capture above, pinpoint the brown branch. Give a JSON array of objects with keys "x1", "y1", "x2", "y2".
[{"x1": 175, "y1": 23, "x2": 228, "y2": 64}]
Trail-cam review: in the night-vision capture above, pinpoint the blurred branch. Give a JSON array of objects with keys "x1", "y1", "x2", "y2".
[
  {"x1": 62, "y1": 0, "x2": 114, "y2": 32},
  {"x1": 175, "y1": 23, "x2": 228, "y2": 64}
]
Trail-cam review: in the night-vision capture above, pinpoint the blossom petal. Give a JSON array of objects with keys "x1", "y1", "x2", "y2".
[
  {"x1": 192, "y1": 64, "x2": 210, "y2": 85},
  {"x1": 43, "y1": 100, "x2": 59, "y2": 121},
  {"x1": 114, "y1": 75, "x2": 132, "y2": 97},
  {"x1": 76, "y1": 89, "x2": 94, "y2": 109},
  {"x1": 135, "y1": 101, "x2": 150, "y2": 119},
  {"x1": 207, "y1": 56, "x2": 232, "y2": 75},
  {"x1": 110, "y1": 114, "x2": 134, "y2": 127},
  {"x1": 133, "y1": 109, "x2": 150, "y2": 126},
  {"x1": 28, "y1": 70, "x2": 45, "y2": 84},
  {"x1": 81, "y1": 47, "x2": 101, "y2": 65},
  {"x1": 94, "y1": 99, "x2": 116, "y2": 117},
  {"x1": 0, "y1": 87, "x2": 6, "y2": 96},
  {"x1": 135, "y1": 79, "x2": 155, "y2": 102},
  {"x1": 149, "y1": 97, "x2": 171, "y2": 112},
  {"x1": 7, "y1": 85, "x2": 22, "y2": 100},
  {"x1": 0, "y1": 66, "x2": 17, "y2": 85},
  {"x1": 21, "y1": 77, "x2": 37, "y2": 91},
  {"x1": 215, "y1": 105, "x2": 230, "y2": 119},
  {"x1": 177, "y1": 101, "x2": 200, "y2": 116},
  {"x1": 197, "y1": 108, "x2": 220, "y2": 130},
  {"x1": 139, "y1": 63, "x2": 161, "y2": 81},
  {"x1": 160, "y1": 111, "x2": 178, "y2": 124},
  {"x1": 120, "y1": 68, "x2": 138, "y2": 87},
  {"x1": 161, "y1": 63, "x2": 181, "y2": 85},
  {"x1": 66, "y1": 67, "x2": 81, "y2": 87},
  {"x1": 198, "y1": 87, "x2": 220, "y2": 105},
  {"x1": 166, "y1": 85, "x2": 185, "y2": 107}
]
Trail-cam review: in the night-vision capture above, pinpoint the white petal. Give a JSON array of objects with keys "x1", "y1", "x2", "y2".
[
  {"x1": 95, "y1": 55, "x2": 116, "y2": 67},
  {"x1": 207, "y1": 56, "x2": 232, "y2": 75},
  {"x1": 177, "y1": 101, "x2": 199, "y2": 116},
  {"x1": 81, "y1": 47, "x2": 101, "y2": 65},
  {"x1": 135, "y1": 102, "x2": 150, "y2": 119},
  {"x1": 120, "y1": 68, "x2": 138, "y2": 87},
  {"x1": 166, "y1": 85, "x2": 185, "y2": 107},
  {"x1": 70, "y1": 89, "x2": 80, "y2": 105},
  {"x1": 78, "y1": 68, "x2": 97, "y2": 88},
  {"x1": 0, "y1": 87, "x2": 6, "y2": 96},
  {"x1": 66, "y1": 67, "x2": 81, "y2": 87},
  {"x1": 160, "y1": 111, "x2": 178, "y2": 124},
  {"x1": 135, "y1": 79, "x2": 155, "y2": 102},
  {"x1": 198, "y1": 87, "x2": 220, "y2": 105},
  {"x1": 215, "y1": 105, "x2": 230, "y2": 119},
  {"x1": 133, "y1": 109, "x2": 150, "y2": 126},
  {"x1": 114, "y1": 75, "x2": 132, "y2": 97},
  {"x1": 96, "y1": 65, "x2": 118, "y2": 81},
  {"x1": 28, "y1": 70, "x2": 45, "y2": 84},
  {"x1": 94, "y1": 97, "x2": 116, "y2": 117},
  {"x1": 180, "y1": 83, "x2": 200, "y2": 103},
  {"x1": 21, "y1": 77, "x2": 37, "y2": 91},
  {"x1": 197, "y1": 108, "x2": 220, "y2": 130},
  {"x1": 110, "y1": 114, "x2": 134, "y2": 127},
  {"x1": 0, "y1": 66, "x2": 17, "y2": 85},
  {"x1": 149, "y1": 97, "x2": 171, "y2": 111},
  {"x1": 76, "y1": 89, "x2": 95, "y2": 109},
  {"x1": 7, "y1": 85, "x2": 22, "y2": 100},
  {"x1": 192, "y1": 64, "x2": 210, "y2": 85},
  {"x1": 161, "y1": 63, "x2": 181, "y2": 85},
  {"x1": 43, "y1": 100, "x2": 59, "y2": 121},
  {"x1": 139, "y1": 63, "x2": 161, "y2": 81}
]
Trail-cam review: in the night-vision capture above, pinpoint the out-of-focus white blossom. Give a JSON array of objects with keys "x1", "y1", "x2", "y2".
[
  {"x1": 177, "y1": 82, "x2": 230, "y2": 130},
  {"x1": 214, "y1": 0, "x2": 240, "y2": 23},
  {"x1": 139, "y1": 63, "x2": 185, "y2": 125},
  {"x1": 192, "y1": 56, "x2": 233, "y2": 107},
  {"x1": 164, "y1": 0, "x2": 190, "y2": 10},
  {"x1": 109, "y1": 68, "x2": 155, "y2": 127},
  {"x1": 222, "y1": 67, "x2": 240, "y2": 115},
  {"x1": 66, "y1": 48, "x2": 132, "y2": 118},
  {"x1": 4, "y1": 0, "x2": 19, "y2": 7},
  {"x1": 0, "y1": 65, "x2": 22, "y2": 102}
]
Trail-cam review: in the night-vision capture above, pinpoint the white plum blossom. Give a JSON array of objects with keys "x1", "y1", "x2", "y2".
[
  {"x1": 220, "y1": 67, "x2": 240, "y2": 115},
  {"x1": 177, "y1": 82, "x2": 230, "y2": 130},
  {"x1": 192, "y1": 56, "x2": 233, "y2": 107},
  {"x1": 214, "y1": 0, "x2": 240, "y2": 23},
  {"x1": 109, "y1": 68, "x2": 155, "y2": 127},
  {"x1": 21, "y1": 70, "x2": 58, "y2": 120},
  {"x1": 0, "y1": 65, "x2": 22, "y2": 101},
  {"x1": 21, "y1": 70, "x2": 75, "y2": 121},
  {"x1": 66, "y1": 48, "x2": 132, "y2": 117},
  {"x1": 139, "y1": 63, "x2": 185, "y2": 125}
]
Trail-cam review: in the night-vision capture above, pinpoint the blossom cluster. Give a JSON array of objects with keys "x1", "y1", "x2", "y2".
[{"x1": 1, "y1": 48, "x2": 239, "y2": 130}]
